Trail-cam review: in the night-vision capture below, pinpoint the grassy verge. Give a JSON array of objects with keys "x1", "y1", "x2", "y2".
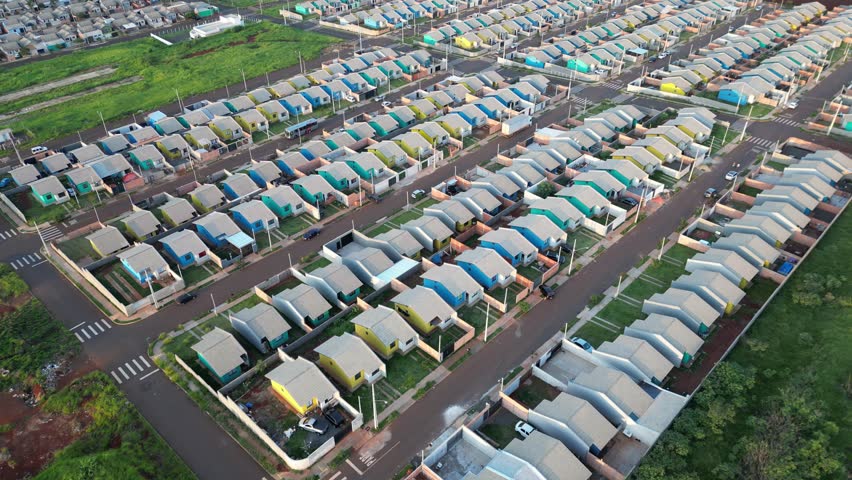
[
  {"x1": 635, "y1": 209, "x2": 852, "y2": 479},
  {"x1": 33, "y1": 372, "x2": 194, "y2": 479},
  {"x1": 1, "y1": 23, "x2": 339, "y2": 149}
]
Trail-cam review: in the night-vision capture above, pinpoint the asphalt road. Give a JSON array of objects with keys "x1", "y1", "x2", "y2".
[{"x1": 1, "y1": 6, "x2": 850, "y2": 480}]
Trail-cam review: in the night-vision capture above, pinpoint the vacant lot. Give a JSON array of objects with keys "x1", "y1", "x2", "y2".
[
  {"x1": 0, "y1": 22, "x2": 338, "y2": 148},
  {"x1": 0, "y1": 372, "x2": 194, "y2": 479},
  {"x1": 636, "y1": 209, "x2": 852, "y2": 480}
]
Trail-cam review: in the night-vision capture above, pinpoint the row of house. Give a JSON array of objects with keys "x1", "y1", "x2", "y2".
[
  {"x1": 521, "y1": 0, "x2": 742, "y2": 74},
  {"x1": 718, "y1": 5, "x2": 849, "y2": 105},
  {"x1": 0, "y1": 1, "x2": 216, "y2": 60},
  {"x1": 316, "y1": 0, "x2": 459, "y2": 29}
]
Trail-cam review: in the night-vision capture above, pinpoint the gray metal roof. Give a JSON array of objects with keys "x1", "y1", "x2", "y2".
[
  {"x1": 312, "y1": 263, "x2": 363, "y2": 295},
  {"x1": 456, "y1": 247, "x2": 515, "y2": 279},
  {"x1": 403, "y1": 215, "x2": 453, "y2": 241},
  {"x1": 351, "y1": 306, "x2": 417, "y2": 348},
  {"x1": 86, "y1": 225, "x2": 129, "y2": 256},
  {"x1": 480, "y1": 228, "x2": 536, "y2": 257},
  {"x1": 392, "y1": 286, "x2": 453, "y2": 324},
  {"x1": 265, "y1": 357, "x2": 337, "y2": 409},
  {"x1": 160, "y1": 229, "x2": 206, "y2": 257},
  {"x1": 628, "y1": 314, "x2": 703, "y2": 357},
  {"x1": 276, "y1": 283, "x2": 332, "y2": 320},
  {"x1": 598, "y1": 335, "x2": 674, "y2": 382},
  {"x1": 504, "y1": 431, "x2": 592, "y2": 480},
  {"x1": 118, "y1": 243, "x2": 168, "y2": 274},
  {"x1": 533, "y1": 392, "x2": 617, "y2": 455},
  {"x1": 230, "y1": 200, "x2": 277, "y2": 225},
  {"x1": 575, "y1": 365, "x2": 653, "y2": 418},
  {"x1": 123, "y1": 209, "x2": 160, "y2": 238},
  {"x1": 159, "y1": 197, "x2": 198, "y2": 225},
  {"x1": 375, "y1": 229, "x2": 422, "y2": 257},
  {"x1": 232, "y1": 303, "x2": 291, "y2": 342},
  {"x1": 315, "y1": 333, "x2": 384, "y2": 380},
  {"x1": 191, "y1": 327, "x2": 247, "y2": 377},
  {"x1": 422, "y1": 263, "x2": 482, "y2": 298},
  {"x1": 190, "y1": 184, "x2": 226, "y2": 209}
]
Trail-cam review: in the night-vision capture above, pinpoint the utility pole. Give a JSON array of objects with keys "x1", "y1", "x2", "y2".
[
  {"x1": 372, "y1": 383, "x2": 378, "y2": 430},
  {"x1": 98, "y1": 111, "x2": 109, "y2": 135},
  {"x1": 211, "y1": 293, "x2": 217, "y2": 314},
  {"x1": 240, "y1": 68, "x2": 248, "y2": 91},
  {"x1": 739, "y1": 104, "x2": 753, "y2": 142},
  {"x1": 826, "y1": 100, "x2": 843, "y2": 136},
  {"x1": 175, "y1": 89, "x2": 184, "y2": 112},
  {"x1": 568, "y1": 238, "x2": 577, "y2": 275},
  {"x1": 484, "y1": 302, "x2": 490, "y2": 342},
  {"x1": 657, "y1": 236, "x2": 665, "y2": 261}
]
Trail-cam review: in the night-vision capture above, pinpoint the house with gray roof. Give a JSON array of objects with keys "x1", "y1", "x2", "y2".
[
  {"x1": 39, "y1": 152, "x2": 72, "y2": 175},
  {"x1": 402, "y1": 215, "x2": 454, "y2": 252},
  {"x1": 643, "y1": 288, "x2": 720, "y2": 334},
  {"x1": 230, "y1": 303, "x2": 291, "y2": 353},
  {"x1": 351, "y1": 306, "x2": 418, "y2": 358},
  {"x1": 117, "y1": 243, "x2": 169, "y2": 285},
  {"x1": 246, "y1": 160, "x2": 283, "y2": 188},
  {"x1": 315, "y1": 333, "x2": 386, "y2": 391},
  {"x1": 753, "y1": 185, "x2": 819, "y2": 214},
  {"x1": 509, "y1": 214, "x2": 567, "y2": 251},
  {"x1": 122, "y1": 209, "x2": 161, "y2": 240},
  {"x1": 86, "y1": 225, "x2": 130, "y2": 258},
  {"x1": 158, "y1": 196, "x2": 198, "y2": 227},
  {"x1": 746, "y1": 201, "x2": 810, "y2": 232},
  {"x1": 504, "y1": 431, "x2": 592, "y2": 480},
  {"x1": 375, "y1": 229, "x2": 423, "y2": 259},
  {"x1": 160, "y1": 229, "x2": 209, "y2": 268},
  {"x1": 189, "y1": 184, "x2": 226, "y2": 213},
  {"x1": 273, "y1": 283, "x2": 334, "y2": 329},
  {"x1": 712, "y1": 232, "x2": 779, "y2": 268},
  {"x1": 480, "y1": 228, "x2": 537, "y2": 267},
  {"x1": 594, "y1": 335, "x2": 675, "y2": 385},
  {"x1": 222, "y1": 172, "x2": 260, "y2": 200},
  {"x1": 265, "y1": 356, "x2": 337, "y2": 415},
  {"x1": 470, "y1": 173, "x2": 522, "y2": 201},
  {"x1": 555, "y1": 184, "x2": 609, "y2": 218},
  {"x1": 424, "y1": 199, "x2": 476, "y2": 232},
  {"x1": 722, "y1": 214, "x2": 791, "y2": 247},
  {"x1": 529, "y1": 197, "x2": 584, "y2": 231},
  {"x1": 572, "y1": 365, "x2": 654, "y2": 427},
  {"x1": 10, "y1": 164, "x2": 40, "y2": 186},
  {"x1": 672, "y1": 269, "x2": 745, "y2": 315},
  {"x1": 624, "y1": 314, "x2": 703, "y2": 367},
  {"x1": 422, "y1": 263, "x2": 484, "y2": 308},
  {"x1": 498, "y1": 164, "x2": 545, "y2": 190},
  {"x1": 191, "y1": 327, "x2": 249, "y2": 384},
  {"x1": 770, "y1": 173, "x2": 834, "y2": 203},
  {"x1": 454, "y1": 188, "x2": 502, "y2": 220},
  {"x1": 455, "y1": 247, "x2": 516, "y2": 290},
  {"x1": 392, "y1": 285, "x2": 455, "y2": 335},
  {"x1": 307, "y1": 263, "x2": 363, "y2": 305},
  {"x1": 686, "y1": 248, "x2": 758, "y2": 288},
  {"x1": 531, "y1": 392, "x2": 617, "y2": 458}
]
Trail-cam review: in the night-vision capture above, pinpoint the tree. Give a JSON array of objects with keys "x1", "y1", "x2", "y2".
[{"x1": 534, "y1": 181, "x2": 556, "y2": 198}]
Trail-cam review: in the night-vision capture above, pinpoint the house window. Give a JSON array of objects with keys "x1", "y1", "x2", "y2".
[
  {"x1": 389, "y1": 341, "x2": 397, "y2": 349},
  {"x1": 183, "y1": 254, "x2": 192, "y2": 261},
  {"x1": 268, "y1": 219, "x2": 275, "y2": 225},
  {"x1": 354, "y1": 371, "x2": 362, "y2": 380}
]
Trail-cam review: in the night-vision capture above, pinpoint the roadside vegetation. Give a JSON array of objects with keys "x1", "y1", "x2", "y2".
[
  {"x1": 29, "y1": 372, "x2": 195, "y2": 479},
  {"x1": 635, "y1": 210, "x2": 852, "y2": 480},
  {"x1": 0, "y1": 22, "x2": 339, "y2": 149},
  {"x1": 0, "y1": 265, "x2": 79, "y2": 391}
]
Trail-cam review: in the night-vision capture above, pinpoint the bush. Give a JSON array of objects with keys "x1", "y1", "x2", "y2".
[{"x1": 0, "y1": 264, "x2": 28, "y2": 302}]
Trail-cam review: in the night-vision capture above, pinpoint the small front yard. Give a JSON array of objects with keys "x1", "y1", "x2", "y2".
[
  {"x1": 57, "y1": 234, "x2": 99, "y2": 264},
  {"x1": 595, "y1": 297, "x2": 643, "y2": 329},
  {"x1": 736, "y1": 184, "x2": 763, "y2": 197},
  {"x1": 424, "y1": 324, "x2": 467, "y2": 351},
  {"x1": 385, "y1": 349, "x2": 438, "y2": 393},
  {"x1": 571, "y1": 321, "x2": 619, "y2": 347},
  {"x1": 457, "y1": 303, "x2": 491, "y2": 335},
  {"x1": 511, "y1": 376, "x2": 560, "y2": 407},
  {"x1": 278, "y1": 214, "x2": 316, "y2": 236}
]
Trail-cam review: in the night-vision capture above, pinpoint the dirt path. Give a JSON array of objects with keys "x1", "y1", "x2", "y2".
[
  {"x1": 0, "y1": 67, "x2": 118, "y2": 103},
  {"x1": 0, "y1": 76, "x2": 142, "y2": 122}
]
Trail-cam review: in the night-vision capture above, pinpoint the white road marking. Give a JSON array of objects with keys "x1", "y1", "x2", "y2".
[
  {"x1": 88, "y1": 325, "x2": 98, "y2": 336},
  {"x1": 138, "y1": 355, "x2": 151, "y2": 368},
  {"x1": 75, "y1": 332, "x2": 84, "y2": 342},
  {"x1": 28, "y1": 254, "x2": 36, "y2": 262},
  {"x1": 132, "y1": 359, "x2": 144, "y2": 371},
  {"x1": 31, "y1": 260, "x2": 47, "y2": 267},
  {"x1": 138, "y1": 369, "x2": 160, "y2": 381},
  {"x1": 101, "y1": 319, "x2": 112, "y2": 329},
  {"x1": 80, "y1": 328, "x2": 91, "y2": 339},
  {"x1": 118, "y1": 366, "x2": 129, "y2": 379},
  {"x1": 111, "y1": 371, "x2": 123, "y2": 384},
  {"x1": 10, "y1": 262, "x2": 17, "y2": 270},
  {"x1": 0, "y1": 232, "x2": 6, "y2": 240},
  {"x1": 345, "y1": 459, "x2": 363, "y2": 476},
  {"x1": 70, "y1": 322, "x2": 85, "y2": 330},
  {"x1": 33, "y1": 252, "x2": 41, "y2": 259},
  {"x1": 125, "y1": 362, "x2": 136, "y2": 375},
  {"x1": 20, "y1": 257, "x2": 29, "y2": 265},
  {"x1": 328, "y1": 472, "x2": 342, "y2": 480},
  {"x1": 10, "y1": 229, "x2": 17, "y2": 236},
  {"x1": 95, "y1": 322, "x2": 105, "y2": 332}
]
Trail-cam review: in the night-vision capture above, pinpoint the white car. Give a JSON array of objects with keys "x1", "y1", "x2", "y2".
[
  {"x1": 786, "y1": 100, "x2": 799, "y2": 109},
  {"x1": 659, "y1": 52, "x2": 668, "y2": 59},
  {"x1": 381, "y1": 101, "x2": 392, "y2": 108},
  {"x1": 411, "y1": 189, "x2": 425, "y2": 199},
  {"x1": 31, "y1": 145, "x2": 48, "y2": 155},
  {"x1": 344, "y1": 95, "x2": 356, "y2": 102},
  {"x1": 515, "y1": 421, "x2": 535, "y2": 439},
  {"x1": 725, "y1": 170, "x2": 738, "y2": 181},
  {"x1": 298, "y1": 417, "x2": 328, "y2": 435}
]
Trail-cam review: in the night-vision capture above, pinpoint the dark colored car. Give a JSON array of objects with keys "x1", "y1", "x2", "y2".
[
  {"x1": 544, "y1": 250, "x2": 566, "y2": 263},
  {"x1": 622, "y1": 197, "x2": 639, "y2": 207},
  {"x1": 178, "y1": 292, "x2": 198, "y2": 304},
  {"x1": 539, "y1": 284, "x2": 555, "y2": 299},
  {"x1": 324, "y1": 409, "x2": 346, "y2": 428},
  {"x1": 303, "y1": 228, "x2": 321, "y2": 240}
]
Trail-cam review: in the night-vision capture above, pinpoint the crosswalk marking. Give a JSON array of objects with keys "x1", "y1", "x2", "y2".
[
  {"x1": 80, "y1": 328, "x2": 91, "y2": 339},
  {"x1": 101, "y1": 319, "x2": 112, "y2": 329},
  {"x1": 132, "y1": 359, "x2": 143, "y2": 371},
  {"x1": 118, "y1": 367, "x2": 129, "y2": 380},
  {"x1": 139, "y1": 355, "x2": 151, "y2": 368},
  {"x1": 600, "y1": 80, "x2": 622, "y2": 89},
  {"x1": 75, "y1": 332, "x2": 84, "y2": 342},
  {"x1": 0, "y1": 229, "x2": 18, "y2": 240},
  {"x1": 775, "y1": 118, "x2": 798, "y2": 126},
  {"x1": 72, "y1": 319, "x2": 112, "y2": 343},
  {"x1": 110, "y1": 355, "x2": 158, "y2": 384},
  {"x1": 38, "y1": 225, "x2": 63, "y2": 242},
  {"x1": 20, "y1": 256, "x2": 29, "y2": 265},
  {"x1": 111, "y1": 371, "x2": 123, "y2": 384},
  {"x1": 9, "y1": 252, "x2": 45, "y2": 270},
  {"x1": 125, "y1": 362, "x2": 137, "y2": 375},
  {"x1": 95, "y1": 322, "x2": 105, "y2": 332},
  {"x1": 745, "y1": 136, "x2": 774, "y2": 148},
  {"x1": 88, "y1": 325, "x2": 98, "y2": 336}
]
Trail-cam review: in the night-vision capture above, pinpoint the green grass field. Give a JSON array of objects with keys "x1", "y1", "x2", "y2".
[
  {"x1": 1, "y1": 22, "x2": 338, "y2": 148},
  {"x1": 636, "y1": 209, "x2": 852, "y2": 479}
]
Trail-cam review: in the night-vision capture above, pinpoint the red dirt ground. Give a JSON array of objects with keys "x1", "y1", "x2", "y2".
[
  {"x1": 0, "y1": 403, "x2": 92, "y2": 479},
  {"x1": 182, "y1": 35, "x2": 257, "y2": 59}
]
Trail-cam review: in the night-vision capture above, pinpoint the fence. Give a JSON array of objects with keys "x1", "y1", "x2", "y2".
[
  {"x1": 626, "y1": 83, "x2": 739, "y2": 113},
  {"x1": 451, "y1": 316, "x2": 475, "y2": 352},
  {"x1": 0, "y1": 192, "x2": 26, "y2": 225}
]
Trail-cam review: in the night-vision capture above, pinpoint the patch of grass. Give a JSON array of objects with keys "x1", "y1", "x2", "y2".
[
  {"x1": 480, "y1": 423, "x2": 517, "y2": 449},
  {"x1": 448, "y1": 351, "x2": 471, "y2": 371},
  {"x1": 707, "y1": 123, "x2": 739, "y2": 154},
  {"x1": 278, "y1": 214, "x2": 315, "y2": 236},
  {"x1": 302, "y1": 256, "x2": 331, "y2": 272},
  {"x1": 596, "y1": 297, "x2": 643, "y2": 328},
  {"x1": 365, "y1": 223, "x2": 392, "y2": 237},
  {"x1": 649, "y1": 170, "x2": 678, "y2": 188},
  {"x1": 231, "y1": 294, "x2": 266, "y2": 312},
  {"x1": 57, "y1": 234, "x2": 99, "y2": 263},
  {"x1": 736, "y1": 184, "x2": 763, "y2": 197},
  {"x1": 386, "y1": 350, "x2": 438, "y2": 393},
  {"x1": 512, "y1": 376, "x2": 559, "y2": 407},
  {"x1": 389, "y1": 209, "x2": 421, "y2": 226},
  {"x1": 328, "y1": 447, "x2": 352, "y2": 469},
  {"x1": 0, "y1": 298, "x2": 80, "y2": 390},
  {"x1": 1, "y1": 23, "x2": 339, "y2": 149},
  {"x1": 572, "y1": 321, "x2": 619, "y2": 347},
  {"x1": 736, "y1": 101, "x2": 774, "y2": 118},
  {"x1": 457, "y1": 304, "x2": 489, "y2": 335},
  {"x1": 620, "y1": 278, "x2": 667, "y2": 301},
  {"x1": 414, "y1": 380, "x2": 436, "y2": 400},
  {"x1": 179, "y1": 263, "x2": 215, "y2": 286},
  {"x1": 36, "y1": 371, "x2": 194, "y2": 479}
]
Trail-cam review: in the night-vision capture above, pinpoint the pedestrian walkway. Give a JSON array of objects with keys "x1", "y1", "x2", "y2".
[
  {"x1": 70, "y1": 318, "x2": 113, "y2": 343},
  {"x1": 110, "y1": 354, "x2": 158, "y2": 384},
  {"x1": 38, "y1": 224, "x2": 63, "y2": 242},
  {"x1": 744, "y1": 136, "x2": 775, "y2": 148},
  {"x1": 773, "y1": 117, "x2": 799, "y2": 127},
  {"x1": 0, "y1": 227, "x2": 18, "y2": 240},
  {"x1": 600, "y1": 80, "x2": 623, "y2": 89},
  {"x1": 9, "y1": 252, "x2": 45, "y2": 270}
]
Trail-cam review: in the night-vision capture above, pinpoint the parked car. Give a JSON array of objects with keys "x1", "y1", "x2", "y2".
[
  {"x1": 303, "y1": 228, "x2": 322, "y2": 240},
  {"x1": 570, "y1": 336, "x2": 594, "y2": 352},
  {"x1": 725, "y1": 170, "x2": 738, "y2": 181},
  {"x1": 515, "y1": 421, "x2": 535, "y2": 439},
  {"x1": 31, "y1": 146, "x2": 48, "y2": 155},
  {"x1": 659, "y1": 52, "x2": 668, "y2": 59},
  {"x1": 785, "y1": 100, "x2": 799, "y2": 109},
  {"x1": 755, "y1": 4, "x2": 762, "y2": 10},
  {"x1": 728, "y1": 25, "x2": 734, "y2": 32},
  {"x1": 570, "y1": 30, "x2": 578, "y2": 35},
  {"x1": 621, "y1": 197, "x2": 639, "y2": 207},
  {"x1": 544, "y1": 250, "x2": 566, "y2": 263},
  {"x1": 0, "y1": 178, "x2": 12, "y2": 189},
  {"x1": 648, "y1": 55, "x2": 658, "y2": 62},
  {"x1": 324, "y1": 409, "x2": 346, "y2": 428},
  {"x1": 178, "y1": 292, "x2": 198, "y2": 304},
  {"x1": 539, "y1": 284, "x2": 555, "y2": 299},
  {"x1": 299, "y1": 417, "x2": 329, "y2": 435},
  {"x1": 411, "y1": 189, "x2": 426, "y2": 199},
  {"x1": 704, "y1": 187, "x2": 718, "y2": 198},
  {"x1": 344, "y1": 95, "x2": 356, "y2": 103},
  {"x1": 381, "y1": 101, "x2": 392, "y2": 108}
]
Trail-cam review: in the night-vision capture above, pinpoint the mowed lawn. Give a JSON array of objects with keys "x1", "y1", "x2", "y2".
[{"x1": 0, "y1": 22, "x2": 339, "y2": 147}]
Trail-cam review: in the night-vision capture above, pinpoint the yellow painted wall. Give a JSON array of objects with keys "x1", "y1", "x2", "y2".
[
  {"x1": 660, "y1": 83, "x2": 686, "y2": 96},
  {"x1": 394, "y1": 303, "x2": 435, "y2": 335},
  {"x1": 354, "y1": 324, "x2": 396, "y2": 358},
  {"x1": 270, "y1": 379, "x2": 314, "y2": 416},
  {"x1": 318, "y1": 354, "x2": 362, "y2": 391}
]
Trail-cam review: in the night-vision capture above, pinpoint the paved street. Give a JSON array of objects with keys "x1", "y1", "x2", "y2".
[{"x1": 1, "y1": 4, "x2": 850, "y2": 479}]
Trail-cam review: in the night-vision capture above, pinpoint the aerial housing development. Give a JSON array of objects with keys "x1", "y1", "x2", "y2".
[{"x1": 0, "y1": 0, "x2": 849, "y2": 479}]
